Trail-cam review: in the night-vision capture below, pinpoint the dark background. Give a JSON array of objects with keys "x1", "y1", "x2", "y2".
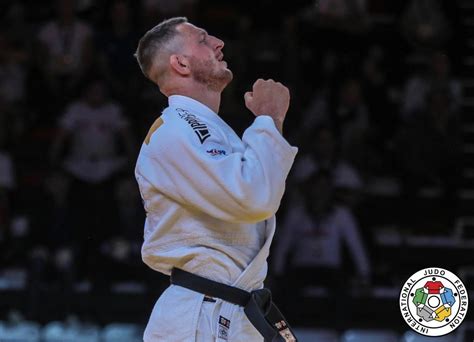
[{"x1": 0, "y1": 0, "x2": 472, "y2": 340}]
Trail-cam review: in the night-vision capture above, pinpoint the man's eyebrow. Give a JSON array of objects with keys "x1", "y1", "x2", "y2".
[{"x1": 198, "y1": 29, "x2": 208, "y2": 37}]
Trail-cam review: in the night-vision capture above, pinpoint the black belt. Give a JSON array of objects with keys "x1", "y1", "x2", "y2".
[{"x1": 170, "y1": 268, "x2": 297, "y2": 342}]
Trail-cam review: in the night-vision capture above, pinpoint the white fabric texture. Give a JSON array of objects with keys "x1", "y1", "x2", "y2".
[{"x1": 135, "y1": 95, "x2": 297, "y2": 341}]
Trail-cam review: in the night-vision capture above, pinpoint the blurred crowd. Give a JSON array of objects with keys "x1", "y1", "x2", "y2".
[{"x1": 0, "y1": 0, "x2": 465, "y2": 325}]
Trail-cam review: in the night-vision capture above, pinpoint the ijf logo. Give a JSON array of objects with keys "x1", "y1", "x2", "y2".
[{"x1": 399, "y1": 267, "x2": 469, "y2": 337}]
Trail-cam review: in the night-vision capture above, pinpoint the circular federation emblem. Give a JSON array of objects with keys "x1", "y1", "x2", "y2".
[{"x1": 399, "y1": 267, "x2": 469, "y2": 337}]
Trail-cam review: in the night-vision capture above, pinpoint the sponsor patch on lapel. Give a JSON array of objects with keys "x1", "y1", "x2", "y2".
[
  {"x1": 176, "y1": 108, "x2": 211, "y2": 144},
  {"x1": 218, "y1": 316, "x2": 230, "y2": 340}
]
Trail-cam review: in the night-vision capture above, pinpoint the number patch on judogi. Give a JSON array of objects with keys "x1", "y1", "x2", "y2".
[{"x1": 218, "y1": 316, "x2": 230, "y2": 340}]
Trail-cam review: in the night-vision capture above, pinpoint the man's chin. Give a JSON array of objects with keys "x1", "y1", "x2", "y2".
[
  {"x1": 218, "y1": 69, "x2": 233, "y2": 90},
  {"x1": 224, "y1": 69, "x2": 233, "y2": 83},
  {"x1": 193, "y1": 68, "x2": 233, "y2": 92}
]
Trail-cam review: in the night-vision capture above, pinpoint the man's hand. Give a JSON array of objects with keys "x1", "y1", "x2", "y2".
[{"x1": 244, "y1": 79, "x2": 290, "y2": 133}]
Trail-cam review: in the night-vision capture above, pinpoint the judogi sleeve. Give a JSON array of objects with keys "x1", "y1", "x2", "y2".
[{"x1": 136, "y1": 115, "x2": 297, "y2": 223}]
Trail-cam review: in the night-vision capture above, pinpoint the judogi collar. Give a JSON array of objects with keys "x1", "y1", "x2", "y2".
[{"x1": 169, "y1": 95, "x2": 219, "y2": 120}]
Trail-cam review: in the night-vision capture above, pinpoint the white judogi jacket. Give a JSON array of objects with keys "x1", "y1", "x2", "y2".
[{"x1": 135, "y1": 95, "x2": 297, "y2": 341}]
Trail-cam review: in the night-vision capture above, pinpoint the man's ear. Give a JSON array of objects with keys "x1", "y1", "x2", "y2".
[{"x1": 170, "y1": 54, "x2": 190, "y2": 76}]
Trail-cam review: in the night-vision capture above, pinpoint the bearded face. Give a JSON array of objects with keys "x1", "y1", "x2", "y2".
[
  {"x1": 189, "y1": 54, "x2": 233, "y2": 92},
  {"x1": 173, "y1": 23, "x2": 234, "y2": 92}
]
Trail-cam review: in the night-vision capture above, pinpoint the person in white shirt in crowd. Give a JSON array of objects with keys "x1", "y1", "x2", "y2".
[
  {"x1": 50, "y1": 78, "x2": 134, "y2": 286},
  {"x1": 37, "y1": 0, "x2": 93, "y2": 100},
  {"x1": 134, "y1": 17, "x2": 298, "y2": 342},
  {"x1": 96, "y1": 0, "x2": 140, "y2": 101},
  {"x1": 272, "y1": 169, "x2": 370, "y2": 324}
]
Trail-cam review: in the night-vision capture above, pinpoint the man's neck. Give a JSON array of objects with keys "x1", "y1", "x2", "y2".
[{"x1": 167, "y1": 84, "x2": 222, "y2": 114}]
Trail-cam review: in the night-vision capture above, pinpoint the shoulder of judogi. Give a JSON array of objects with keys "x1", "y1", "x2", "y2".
[
  {"x1": 139, "y1": 106, "x2": 229, "y2": 160},
  {"x1": 139, "y1": 107, "x2": 171, "y2": 152}
]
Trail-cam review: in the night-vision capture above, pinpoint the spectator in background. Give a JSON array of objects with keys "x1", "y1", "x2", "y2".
[
  {"x1": 335, "y1": 78, "x2": 370, "y2": 159},
  {"x1": 0, "y1": 103, "x2": 15, "y2": 242},
  {"x1": 360, "y1": 45, "x2": 400, "y2": 175},
  {"x1": 297, "y1": 0, "x2": 369, "y2": 53},
  {"x1": 0, "y1": 32, "x2": 28, "y2": 107},
  {"x1": 0, "y1": 152, "x2": 15, "y2": 216},
  {"x1": 297, "y1": 50, "x2": 340, "y2": 135},
  {"x1": 96, "y1": 0, "x2": 140, "y2": 102},
  {"x1": 273, "y1": 169, "x2": 370, "y2": 321},
  {"x1": 37, "y1": 0, "x2": 94, "y2": 104},
  {"x1": 316, "y1": 0, "x2": 369, "y2": 33},
  {"x1": 297, "y1": 0, "x2": 369, "y2": 33},
  {"x1": 274, "y1": 169, "x2": 370, "y2": 280},
  {"x1": 0, "y1": 154, "x2": 13, "y2": 241},
  {"x1": 400, "y1": 0, "x2": 451, "y2": 49},
  {"x1": 0, "y1": 88, "x2": 39, "y2": 282},
  {"x1": 247, "y1": 27, "x2": 285, "y2": 80},
  {"x1": 401, "y1": 52, "x2": 462, "y2": 121},
  {"x1": 361, "y1": 45, "x2": 398, "y2": 140},
  {"x1": 395, "y1": 86, "x2": 461, "y2": 220},
  {"x1": 27, "y1": 171, "x2": 75, "y2": 317},
  {"x1": 1, "y1": 2, "x2": 31, "y2": 106},
  {"x1": 303, "y1": 77, "x2": 370, "y2": 173},
  {"x1": 50, "y1": 78, "x2": 135, "y2": 286},
  {"x1": 292, "y1": 125, "x2": 363, "y2": 207}
]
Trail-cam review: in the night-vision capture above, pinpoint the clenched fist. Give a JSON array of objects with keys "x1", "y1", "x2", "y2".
[{"x1": 244, "y1": 79, "x2": 290, "y2": 133}]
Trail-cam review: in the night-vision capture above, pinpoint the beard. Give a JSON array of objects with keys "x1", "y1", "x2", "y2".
[{"x1": 189, "y1": 56, "x2": 233, "y2": 92}]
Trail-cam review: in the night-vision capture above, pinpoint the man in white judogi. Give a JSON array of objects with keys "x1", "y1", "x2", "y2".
[{"x1": 134, "y1": 17, "x2": 298, "y2": 342}]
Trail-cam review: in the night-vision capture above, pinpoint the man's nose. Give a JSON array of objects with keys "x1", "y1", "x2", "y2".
[{"x1": 211, "y1": 36, "x2": 224, "y2": 50}]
